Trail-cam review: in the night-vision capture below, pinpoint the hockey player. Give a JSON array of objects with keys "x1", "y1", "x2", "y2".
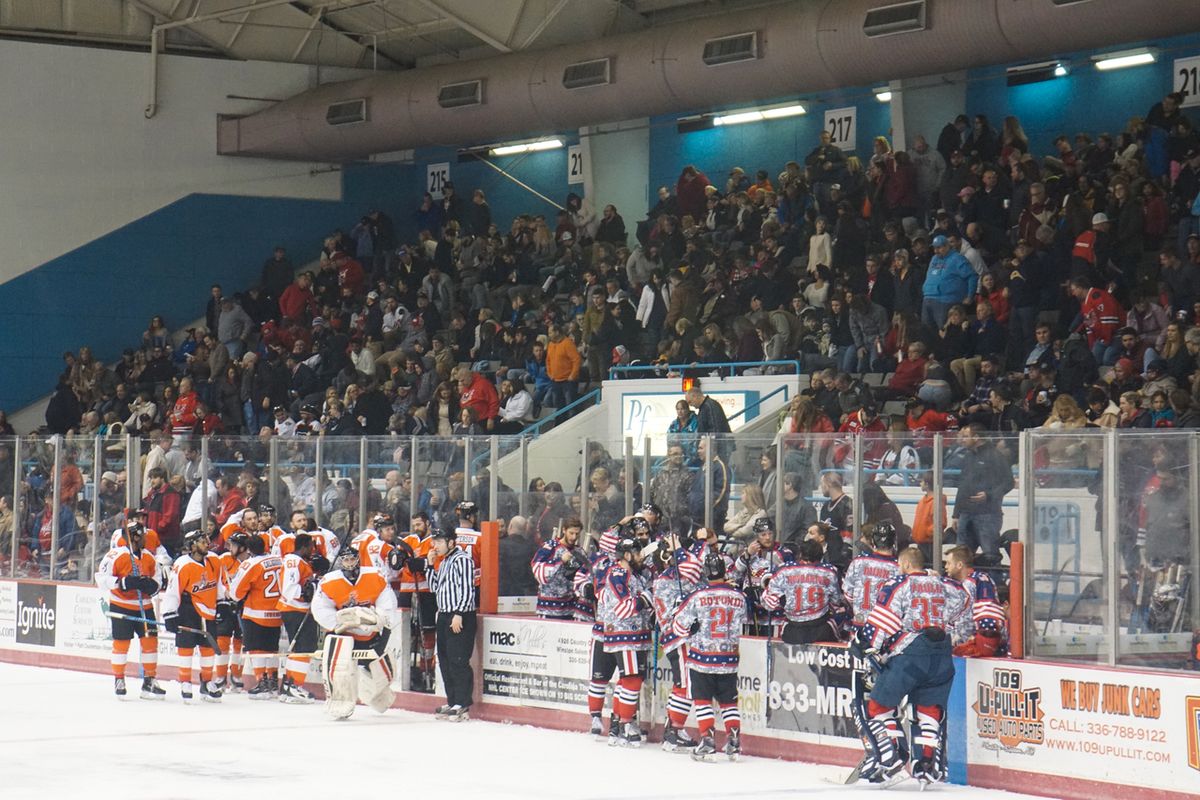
[
  {"x1": 96, "y1": 521, "x2": 164, "y2": 698},
  {"x1": 577, "y1": 524, "x2": 617, "y2": 736},
  {"x1": 398, "y1": 512, "x2": 437, "y2": 691},
  {"x1": 277, "y1": 532, "x2": 323, "y2": 703},
  {"x1": 652, "y1": 527, "x2": 706, "y2": 752},
  {"x1": 256, "y1": 504, "x2": 285, "y2": 554},
  {"x1": 531, "y1": 518, "x2": 585, "y2": 619},
  {"x1": 219, "y1": 507, "x2": 256, "y2": 552},
  {"x1": 312, "y1": 543, "x2": 401, "y2": 719},
  {"x1": 111, "y1": 508, "x2": 173, "y2": 584},
  {"x1": 851, "y1": 547, "x2": 967, "y2": 786},
  {"x1": 213, "y1": 531, "x2": 251, "y2": 690},
  {"x1": 842, "y1": 521, "x2": 901, "y2": 626},
  {"x1": 673, "y1": 552, "x2": 748, "y2": 761},
  {"x1": 453, "y1": 500, "x2": 484, "y2": 589},
  {"x1": 597, "y1": 535, "x2": 653, "y2": 746},
  {"x1": 161, "y1": 528, "x2": 223, "y2": 702},
  {"x1": 763, "y1": 539, "x2": 844, "y2": 644},
  {"x1": 351, "y1": 514, "x2": 405, "y2": 581},
  {"x1": 733, "y1": 517, "x2": 787, "y2": 635},
  {"x1": 228, "y1": 535, "x2": 284, "y2": 698},
  {"x1": 638, "y1": 502, "x2": 665, "y2": 538},
  {"x1": 943, "y1": 545, "x2": 1007, "y2": 656}
]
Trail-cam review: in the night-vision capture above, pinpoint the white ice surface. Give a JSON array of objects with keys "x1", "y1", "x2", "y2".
[{"x1": 0, "y1": 662, "x2": 1049, "y2": 800}]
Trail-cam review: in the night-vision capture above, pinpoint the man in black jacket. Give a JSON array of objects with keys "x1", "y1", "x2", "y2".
[{"x1": 951, "y1": 422, "x2": 1014, "y2": 569}]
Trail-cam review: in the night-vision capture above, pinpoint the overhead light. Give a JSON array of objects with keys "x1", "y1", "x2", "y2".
[
  {"x1": 1092, "y1": 49, "x2": 1155, "y2": 71},
  {"x1": 1006, "y1": 60, "x2": 1068, "y2": 87},
  {"x1": 489, "y1": 138, "x2": 564, "y2": 156},
  {"x1": 874, "y1": 89, "x2": 892, "y2": 103},
  {"x1": 760, "y1": 103, "x2": 806, "y2": 119},
  {"x1": 713, "y1": 103, "x2": 804, "y2": 126}
]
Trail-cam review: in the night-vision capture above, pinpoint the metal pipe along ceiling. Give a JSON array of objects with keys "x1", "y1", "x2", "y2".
[{"x1": 217, "y1": 0, "x2": 1200, "y2": 162}]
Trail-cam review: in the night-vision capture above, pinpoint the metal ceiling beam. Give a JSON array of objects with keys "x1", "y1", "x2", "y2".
[
  {"x1": 152, "y1": 0, "x2": 299, "y2": 32},
  {"x1": 408, "y1": 0, "x2": 512, "y2": 53},
  {"x1": 518, "y1": 0, "x2": 569, "y2": 49}
]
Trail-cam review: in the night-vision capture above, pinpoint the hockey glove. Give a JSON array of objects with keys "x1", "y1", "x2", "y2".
[
  {"x1": 847, "y1": 636, "x2": 876, "y2": 664},
  {"x1": 163, "y1": 612, "x2": 180, "y2": 634},
  {"x1": 634, "y1": 593, "x2": 651, "y2": 612},
  {"x1": 582, "y1": 583, "x2": 596, "y2": 603},
  {"x1": 310, "y1": 554, "x2": 331, "y2": 574},
  {"x1": 386, "y1": 548, "x2": 406, "y2": 571},
  {"x1": 300, "y1": 576, "x2": 318, "y2": 603},
  {"x1": 688, "y1": 620, "x2": 701, "y2": 636},
  {"x1": 406, "y1": 556, "x2": 426, "y2": 573}
]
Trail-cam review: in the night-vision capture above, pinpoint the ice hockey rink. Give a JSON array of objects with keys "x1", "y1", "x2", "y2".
[{"x1": 2, "y1": 662, "x2": 1050, "y2": 800}]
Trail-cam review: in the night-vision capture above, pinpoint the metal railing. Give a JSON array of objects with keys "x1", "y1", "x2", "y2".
[{"x1": 608, "y1": 359, "x2": 803, "y2": 380}]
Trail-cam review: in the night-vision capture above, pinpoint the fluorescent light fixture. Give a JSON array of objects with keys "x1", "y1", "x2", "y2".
[
  {"x1": 760, "y1": 103, "x2": 806, "y2": 119},
  {"x1": 713, "y1": 103, "x2": 805, "y2": 126},
  {"x1": 875, "y1": 89, "x2": 893, "y2": 102},
  {"x1": 1092, "y1": 49, "x2": 1155, "y2": 71},
  {"x1": 1054, "y1": 64, "x2": 1068, "y2": 77},
  {"x1": 489, "y1": 138, "x2": 564, "y2": 156},
  {"x1": 713, "y1": 110, "x2": 763, "y2": 126}
]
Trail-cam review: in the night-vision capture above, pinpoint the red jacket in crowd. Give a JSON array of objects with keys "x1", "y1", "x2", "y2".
[
  {"x1": 279, "y1": 283, "x2": 317, "y2": 322},
  {"x1": 459, "y1": 372, "x2": 499, "y2": 423}
]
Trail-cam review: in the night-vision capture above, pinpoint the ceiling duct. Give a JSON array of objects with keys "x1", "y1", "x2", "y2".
[
  {"x1": 217, "y1": 0, "x2": 1200, "y2": 162},
  {"x1": 702, "y1": 32, "x2": 760, "y2": 66},
  {"x1": 863, "y1": 1, "x2": 927, "y2": 39},
  {"x1": 563, "y1": 58, "x2": 612, "y2": 90}
]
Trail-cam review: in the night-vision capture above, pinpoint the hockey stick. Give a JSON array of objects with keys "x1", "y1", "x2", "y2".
[{"x1": 104, "y1": 611, "x2": 221, "y2": 655}]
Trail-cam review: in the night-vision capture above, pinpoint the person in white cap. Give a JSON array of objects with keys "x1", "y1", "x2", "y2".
[{"x1": 1071, "y1": 212, "x2": 1111, "y2": 275}]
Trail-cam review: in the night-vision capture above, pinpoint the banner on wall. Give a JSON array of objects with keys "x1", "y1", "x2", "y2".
[
  {"x1": 765, "y1": 642, "x2": 863, "y2": 740},
  {"x1": 824, "y1": 106, "x2": 857, "y2": 151},
  {"x1": 621, "y1": 390, "x2": 758, "y2": 454},
  {"x1": 15, "y1": 582, "x2": 57, "y2": 648},
  {"x1": 567, "y1": 144, "x2": 585, "y2": 185},
  {"x1": 427, "y1": 162, "x2": 451, "y2": 199},
  {"x1": 966, "y1": 659, "x2": 1200, "y2": 792},
  {"x1": 1175, "y1": 55, "x2": 1200, "y2": 108},
  {"x1": 480, "y1": 616, "x2": 593, "y2": 711},
  {"x1": 0, "y1": 581, "x2": 16, "y2": 645}
]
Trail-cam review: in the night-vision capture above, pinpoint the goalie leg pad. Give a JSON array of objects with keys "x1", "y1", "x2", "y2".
[
  {"x1": 358, "y1": 654, "x2": 397, "y2": 714},
  {"x1": 323, "y1": 635, "x2": 358, "y2": 720}
]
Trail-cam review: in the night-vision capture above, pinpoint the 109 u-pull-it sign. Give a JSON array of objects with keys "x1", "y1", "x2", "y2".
[{"x1": 967, "y1": 660, "x2": 1200, "y2": 793}]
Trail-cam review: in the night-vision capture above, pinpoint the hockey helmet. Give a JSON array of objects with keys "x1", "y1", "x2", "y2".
[
  {"x1": 639, "y1": 502, "x2": 663, "y2": 520},
  {"x1": 226, "y1": 531, "x2": 253, "y2": 552},
  {"x1": 703, "y1": 551, "x2": 727, "y2": 581},
  {"x1": 372, "y1": 513, "x2": 395, "y2": 530},
  {"x1": 871, "y1": 521, "x2": 898, "y2": 551},
  {"x1": 300, "y1": 403, "x2": 319, "y2": 416},
  {"x1": 628, "y1": 517, "x2": 651, "y2": 537},
  {"x1": 429, "y1": 527, "x2": 456, "y2": 542},
  {"x1": 183, "y1": 528, "x2": 209, "y2": 546},
  {"x1": 614, "y1": 536, "x2": 640, "y2": 561},
  {"x1": 455, "y1": 500, "x2": 479, "y2": 518},
  {"x1": 257, "y1": 503, "x2": 276, "y2": 516},
  {"x1": 752, "y1": 517, "x2": 775, "y2": 536}
]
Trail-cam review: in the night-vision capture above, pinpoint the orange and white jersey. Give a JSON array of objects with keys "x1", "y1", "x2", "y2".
[
  {"x1": 111, "y1": 527, "x2": 168, "y2": 564},
  {"x1": 351, "y1": 529, "x2": 398, "y2": 579},
  {"x1": 455, "y1": 526, "x2": 483, "y2": 587},
  {"x1": 217, "y1": 518, "x2": 246, "y2": 551},
  {"x1": 216, "y1": 551, "x2": 242, "y2": 600},
  {"x1": 96, "y1": 546, "x2": 159, "y2": 612},
  {"x1": 311, "y1": 566, "x2": 397, "y2": 641},
  {"x1": 161, "y1": 552, "x2": 222, "y2": 620},
  {"x1": 277, "y1": 553, "x2": 315, "y2": 614},
  {"x1": 279, "y1": 527, "x2": 340, "y2": 559},
  {"x1": 228, "y1": 554, "x2": 284, "y2": 626},
  {"x1": 258, "y1": 525, "x2": 286, "y2": 554},
  {"x1": 397, "y1": 533, "x2": 433, "y2": 593}
]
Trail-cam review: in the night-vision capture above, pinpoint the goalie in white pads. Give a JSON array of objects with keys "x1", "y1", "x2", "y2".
[{"x1": 312, "y1": 543, "x2": 400, "y2": 719}]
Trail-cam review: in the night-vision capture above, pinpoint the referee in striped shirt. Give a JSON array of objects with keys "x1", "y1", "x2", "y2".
[{"x1": 428, "y1": 527, "x2": 477, "y2": 719}]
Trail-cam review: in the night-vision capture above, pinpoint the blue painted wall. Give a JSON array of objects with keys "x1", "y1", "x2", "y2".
[
  {"x1": 0, "y1": 162, "x2": 415, "y2": 414},
  {"x1": 965, "y1": 33, "x2": 1200, "y2": 150},
  {"x1": 649, "y1": 91, "x2": 894, "y2": 207},
  {"x1": 405, "y1": 142, "x2": 580, "y2": 240}
]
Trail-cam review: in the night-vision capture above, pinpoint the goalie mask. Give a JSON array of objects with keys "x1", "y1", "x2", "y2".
[{"x1": 338, "y1": 545, "x2": 361, "y2": 578}]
